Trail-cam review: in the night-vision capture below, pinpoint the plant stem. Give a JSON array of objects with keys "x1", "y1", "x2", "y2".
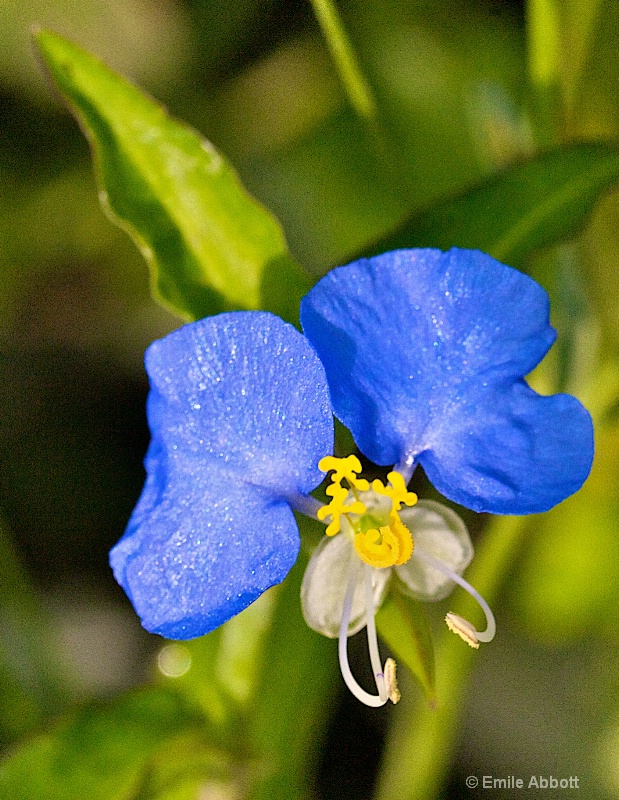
[
  {"x1": 374, "y1": 514, "x2": 528, "y2": 800},
  {"x1": 527, "y1": 0, "x2": 561, "y2": 91},
  {"x1": 309, "y1": 0, "x2": 377, "y2": 123},
  {"x1": 526, "y1": 0, "x2": 563, "y2": 145}
]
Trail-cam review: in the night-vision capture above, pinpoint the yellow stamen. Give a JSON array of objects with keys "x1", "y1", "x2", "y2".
[
  {"x1": 384, "y1": 658, "x2": 401, "y2": 704},
  {"x1": 317, "y1": 484, "x2": 366, "y2": 536},
  {"x1": 354, "y1": 525, "x2": 399, "y2": 567},
  {"x1": 388, "y1": 512, "x2": 414, "y2": 565},
  {"x1": 318, "y1": 454, "x2": 370, "y2": 492},
  {"x1": 353, "y1": 514, "x2": 413, "y2": 568},
  {"x1": 445, "y1": 612, "x2": 480, "y2": 649},
  {"x1": 317, "y1": 456, "x2": 417, "y2": 555},
  {"x1": 372, "y1": 471, "x2": 418, "y2": 512}
]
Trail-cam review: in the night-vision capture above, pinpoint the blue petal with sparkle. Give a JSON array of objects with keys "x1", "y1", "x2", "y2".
[
  {"x1": 110, "y1": 312, "x2": 333, "y2": 638},
  {"x1": 301, "y1": 248, "x2": 593, "y2": 514}
]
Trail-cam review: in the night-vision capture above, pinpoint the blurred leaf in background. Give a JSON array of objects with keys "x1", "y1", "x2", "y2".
[
  {"x1": 2, "y1": 0, "x2": 191, "y2": 103},
  {"x1": 0, "y1": 687, "x2": 227, "y2": 800}
]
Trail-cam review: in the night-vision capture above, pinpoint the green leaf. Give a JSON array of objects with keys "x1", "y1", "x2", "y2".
[
  {"x1": 159, "y1": 587, "x2": 277, "y2": 725},
  {"x1": 34, "y1": 29, "x2": 311, "y2": 323},
  {"x1": 376, "y1": 591, "x2": 436, "y2": 704},
  {"x1": 0, "y1": 687, "x2": 226, "y2": 800},
  {"x1": 154, "y1": 631, "x2": 231, "y2": 728},
  {"x1": 364, "y1": 142, "x2": 619, "y2": 267}
]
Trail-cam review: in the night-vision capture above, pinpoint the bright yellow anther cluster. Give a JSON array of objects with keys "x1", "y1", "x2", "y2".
[
  {"x1": 372, "y1": 471, "x2": 418, "y2": 512},
  {"x1": 387, "y1": 512, "x2": 414, "y2": 564},
  {"x1": 354, "y1": 513, "x2": 414, "y2": 568},
  {"x1": 317, "y1": 455, "x2": 369, "y2": 536},
  {"x1": 317, "y1": 485, "x2": 366, "y2": 536},
  {"x1": 317, "y1": 456, "x2": 416, "y2": 566},
  {"x1": 318, "y1": 455, "x2": 369, "y2": 492}
]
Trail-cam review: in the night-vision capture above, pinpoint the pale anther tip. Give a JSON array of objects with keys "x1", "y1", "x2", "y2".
[
  {"x1": 445, "y1": 612, "x2": 480, "y2": 649},
  {"x1": 384, "y1": 657, "x2": 401, "y2": 704}
]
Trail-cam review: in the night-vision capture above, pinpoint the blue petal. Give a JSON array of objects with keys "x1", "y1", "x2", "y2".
[
  {"x1": 143, "y1": 311, "x2": 333, "y2": 497},
  {"x1": 301, "y1": 248, "x2": 593, "y2": 514},
  {"x1": 420, "y1": 381, "x2": 594, "y2": 514},
  {"x1": 111, "y1": 458, "x2": 301, "y2": 638},
  {"x1": 110, "y1": 311, "x2": 333, "y2": 637}
]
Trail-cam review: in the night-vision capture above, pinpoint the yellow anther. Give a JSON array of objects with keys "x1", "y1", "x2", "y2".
[
  {"x1": 372, "y1": 471, "x2": 417, "y2": 512},
  {"x1": 317, "y1": 484, "x2": 366, "y2": 536},
  {"x1": 353, "y1": 512, "x2": 414, "y2": 568},
  {"x1": 388, "y1": 512, "x2": 414, "y2": 565},
  {"x1": 325, "y1": 481, "x2": 346, "y2": 498},
  {"x1": 317, "y1": 457, "x2": 415, "y2": 549},
  {"x1": 445, "y1": 613, "x2": 480, "y2": 649},
  {"x1": 354, "y1": 525, "x2": 400, "y2": 568},
  {"x1": 318, "y1": 455, "x2": 370, "y2": 492},
  {"x1": 384, "y1": 658, "x2": 401, "y2": 704}
]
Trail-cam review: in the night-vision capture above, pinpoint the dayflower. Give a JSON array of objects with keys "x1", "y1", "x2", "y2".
[{"x1": 110, "y1": 248, "x2": 594, "y2": 707}]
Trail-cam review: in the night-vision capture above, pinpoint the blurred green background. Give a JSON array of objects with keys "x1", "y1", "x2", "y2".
[{"x1": 2, "y1": 0, "x2": 619, "y2": 798}]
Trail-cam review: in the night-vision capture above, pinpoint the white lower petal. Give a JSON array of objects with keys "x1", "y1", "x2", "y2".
[
  {"x1": 301, "y1": 533, "x2": 390, "y2": 637},
  {"x1": 396, "y1": 499, "x2": 473, "y2": 601}
]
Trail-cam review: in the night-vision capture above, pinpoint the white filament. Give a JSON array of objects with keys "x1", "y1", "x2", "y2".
[
  {"x1": 338, "y1": 554, "x2": 388, "y2": 707},
  {"x1": 394, "y1": 454, "x2": 416, "y2": 484},
  {"x1": 364, "y1": 563, "x2": 387, "y2": 701},
  {"x1": 287, "y1": 492, "x2": 323, "y2": 519},
  {"x1": 414, "y1": 546, "x2": 496, "y2": 642}
]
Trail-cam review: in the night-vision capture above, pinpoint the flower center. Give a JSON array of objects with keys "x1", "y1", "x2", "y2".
[
  {"x1": 317, "y1": 455, "x2": 417, "y2": 568},
  {"x1": 353, "y1": 512, "x2": 414, "y2": 567}
]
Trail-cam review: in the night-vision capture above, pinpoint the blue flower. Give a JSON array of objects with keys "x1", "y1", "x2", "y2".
[{"x1": 111, "y1": 248, "x2": 593, "y2": 705}]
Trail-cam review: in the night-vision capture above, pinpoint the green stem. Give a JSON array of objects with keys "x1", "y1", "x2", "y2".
[
  {"x1": 527, "y1": 0, "x2": 561, "y2": 91},
  {"x1": 375, "y1": 514, "x2": 528, "y2": 799},
  {"x1": 309, "y1": 0, "x2": 377, "y2": 122},
  {"x1": 526, "y1": 0, "x2": 563, "y2": 145}
]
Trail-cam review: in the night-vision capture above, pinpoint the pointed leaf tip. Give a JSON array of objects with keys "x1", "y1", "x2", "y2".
[{"x1": 34, "y1": 30, "x2": 310, "y2": 323}]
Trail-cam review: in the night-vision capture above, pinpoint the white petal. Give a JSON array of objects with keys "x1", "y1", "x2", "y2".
[
  {"x1": 396, "y1": 500, "x2": 473, "y2": 601},
  {"x1": 301, "y1": 534, "x2": 390, "y2": 637}
]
